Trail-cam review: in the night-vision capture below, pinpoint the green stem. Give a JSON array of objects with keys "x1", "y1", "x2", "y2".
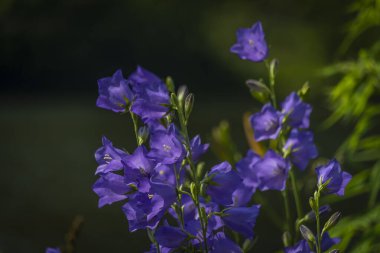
[
  {"x1": 315, "y1": 189, "x2": 322, "y2": 253},
  {"x1": 129, "y1": 109, "x2": 140, "y2": 145},
  {"x1": 289, "y1": 170, "x2": 303, "y2": 220},
  {"x1": 282, "y1": 189, "x2": 292, "y2": 236},
  {"x1": 173, "y1": 164, "x2": 185, "y2": 229},
  {"x1": 176, "y1": 97, "x2": 209, "y2": 253},
  {"x1": 264, "y1": 59, "x2": 277, "y2": 108}
]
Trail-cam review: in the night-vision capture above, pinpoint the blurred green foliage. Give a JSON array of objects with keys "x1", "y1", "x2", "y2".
[{"x1": 322, "y1": 0, "x2": 380, "y2": 251}]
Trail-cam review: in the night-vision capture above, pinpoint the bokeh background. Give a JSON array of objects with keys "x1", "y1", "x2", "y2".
[{"x1": 1, "y1": 0, "x2": 377, "y2": 252}]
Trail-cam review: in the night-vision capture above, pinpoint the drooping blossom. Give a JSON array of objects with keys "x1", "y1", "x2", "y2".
[
  {"x1": 230, "y1": 21, "x2": 268, "y2": 62},
  {"x1": 316, "y1": 159, "x2": 352, "y2": 196},
  {"x1": 155, "y1": 225, "x2": 189, "y2": 248},
  {"x1": 222, "y1": 205, "x2": 261, "y2": 238},
  {"x1": 96, "y1": 69, "x2": 133, "y2": 112},
  {"x1": 233, "y1": 150, "x2": 261, "y2": 206},
  {"x1": 93, "y1": 172, "x2": 131, "y2": 207},
  {"x1": 209, "y1": 232, "x2": 243, "y2": 253},
  {"x1": 129, "y1": 66, "x2": 170, "y2": 122},
  {"x1": 123, "y1": 145, "x2": 154, "y2": 193},
  {"x1": 122, "y1": 181, "x2": 176, "y2": 232},
  {"x1": 149, "y1": 124, "x2": 185, "y2": 165},
  {"x1": 190, "y1": 135, "x2": 210, "y2": 162},
  {"x1": 94, "y1": 136, "x2": 128, "y2": 175},
  {"x1": 206, "y1": 161, "x2": 241, "y2": 206},
  {"x1": 283, "y1": 129, "x2": 318, "y2": 170},
  {"x1": 250, "y1": 103, "x2": 282, "y2": 141},
  {"x1": 281, "y1": 92, "x2": 312, "y2": 129},
  {"x1": 255, "y1": 150, "x2": 290, "y2": 191}
]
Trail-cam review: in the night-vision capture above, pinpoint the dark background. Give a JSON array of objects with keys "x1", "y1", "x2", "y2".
[{"x1": 0, "y1": 0, "x2": 370, "y2": 252}]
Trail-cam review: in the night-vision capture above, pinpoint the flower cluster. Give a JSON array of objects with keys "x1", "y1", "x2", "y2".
[
  {"x1": 92, "y1": 66, "x2": 261, "y2": 252},
  {"x1": 39, "y1": 20, "x2": 354, "y2": 253}
]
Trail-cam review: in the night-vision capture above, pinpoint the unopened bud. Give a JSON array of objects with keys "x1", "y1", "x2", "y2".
[
  {"x1": 300, "y1": 225, "x2": 316, "y2": 245},
  {"x1": 298, "y1": 82, "x2": 310, "y2": 98},
  {"x1": 165, "y1": 76, "x2": 175, "y2": 93},
  {"x1": 137, "y1": 126, "x2": 149, "y2": 145},
  {"x1": 177, "y1": 85, "x2": 188, "y2": 105},
  {"x1": 322, "y1": 212, "x2": 341, "y2": 233},
  {"x1": 245, "y1": 79, "x2": 270, "y2": 93},
  {"x1": 282, "y1": 231, "x2": 292, "y2": 247},
  {"x1": 184, "y1": 93, "x2": 194, "y2": 121}
]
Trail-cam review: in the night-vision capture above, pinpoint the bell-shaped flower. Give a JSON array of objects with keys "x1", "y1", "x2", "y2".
[
  {"x1": 281, "y1": 92, "x2": 312, "y2": 129},
  {"x1": 250, "y1": 103, "x2": 282, "y2": 141},
  {"x1": 95, "y1": 136, "x2": 128, "y2": 175},
  {"x1": 233, "y1": 150, "x2": 261, "y2": 206},
  {"x1": 189, "y1": 135, "x2": 209, "y2": 162},
  {"x1": 122, "y1": 181, "x2": 176, "y2": 232},
  {"x1": 123, "y1": 145, "x2": 155, "y2": 193},
  {"x1": 283, "y1": 129, "x2": 318, "y2": 171},
  {"x1": 316, "y1": 159, "x2": 352, "y2": 196},
  {"x1": 154, "y1": 225, "x2": 189, "y2": 248},
  {"x1": 92, "y1": 172, "x2": 131, "y2": 207},
  {"x1": 129, "y1": 66, "x2": 170, "y2": 122},
  {"x1": 221, "y1": 205, "x2": 260, "y2": 238},
  {"x1": 149, "y1": 124, "x2": 186, "y2": 165},
  {"x1": 256, "y1": 150, "x2": 290, "y2": 191},
  {"x1": 209, "y1": 232, "x2": 243, "y2": 253},
  {"x1": 96, "y1": 69, "x2": 133, "y2": 112},
  {"x1": 206, "y1": 162, "x2": 242, "y2": 206},
  {"x1": 230, "y1": 21, "x2": 268, "y2": 62}
]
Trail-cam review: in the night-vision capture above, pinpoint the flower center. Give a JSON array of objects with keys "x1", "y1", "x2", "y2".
[
  {"x1": 163, "y1": 144, "x2": 172, "y2": 152},
  {"x1": 103, "y1": 153, "x2": 113, "y2": 164}
]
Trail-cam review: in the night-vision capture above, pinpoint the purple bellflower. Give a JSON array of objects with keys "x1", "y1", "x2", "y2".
[
  {"x1": 93, "y1": 172, "x2": 131, "y2": 207},
  {"x1": 230, "y1": 21, "x2": 268, "y2": 62},
  {"x1": 285, "y1": 232, "x2": 340, "y2": 253},
  {"x1": 94, "y1": 136, "x2": 128, "y2": 175},
  {"x1": 281, "y1": 92, "x2": 312, "y2": 129},
  {"x1": 122, "y1": 181, "x2": 176, "y2": 232},
  {"x1": 283, "y1": 129, "x2": 318, "y2": 171},
  {"x1": 222, "y1": 205, "x2": 260, "y2": 238},
  {"x1": 284, "y1": 239, "x2": 311, "y2": 253},
  {"x1": 122, "y1": 145, "x2": 155, "y2": 193},
  {"x1": 129, "y1": 66, "x2": 170, "y2": 122},
  {"x1": 46, "y1": 248, "x2": 61, "y2": 253},
  {"x1": 155, "y1": 225, "x2": 189, "y2": 248},
  {"x1": 190, "y1": 135, "x2": 210, "y2": 162},
  {"x1": 209, "y1": 232, "x2": 243, "y2": 253},
  {"x1": 250, "y1": 103, "x2": 282, "y2": 141},
  {"x1": 206, "y1": 161, "x2": 242, "y2": 206},
  {"x1": 320, "y1": 232, "x2": 341, "y2": 251},
  {"x1": 316, "y1": 159, "x2": 352, "y2": 196},
  {"x1": 233, "y1": 150, "x2": 261, "y2": 206},
  {"x1": 96, "y1": 69, "x2": 133, "y2": 113},
  {"x1": 255, "y1": 150, "x2": 290, "y2": 191},
  {"x1": 149, "y1": 124, "x2": 186, "y2": 165}
]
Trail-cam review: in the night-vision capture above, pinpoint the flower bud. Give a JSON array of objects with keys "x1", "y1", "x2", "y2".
[
  {"x1": 297, "y1": 82, "x2": 310, "y2": 98},
  {"x1": 246, "y1": 79, "x2": 270, "y2": 93},
  {"x1": 137, "y1": 126, "x2": 149, "y2": 145},
  {"x1": 282, "y1": 231, "x2": 292, "y2": 247},
  {"x1": 322, "y1": 212, "x2": 341, "y2": 233},
  {"x1": 184, "y1": 93, "x2": 194, "y2": 121},
  {"x1": 165, "y1": 76, "x2": 175, "y2": 93},
  {"x1": 309, "y1": 197, "x2": 316, "y2": 212},
  {"x1": 177, "y1": 85, "x2": 188, "y2": 105},
  {"x1": 270, "y1": 58, "x2": 279, "y2": 78},
  {"x1": 300, "y1": 225, "x2": 316, "y2": 245}
]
